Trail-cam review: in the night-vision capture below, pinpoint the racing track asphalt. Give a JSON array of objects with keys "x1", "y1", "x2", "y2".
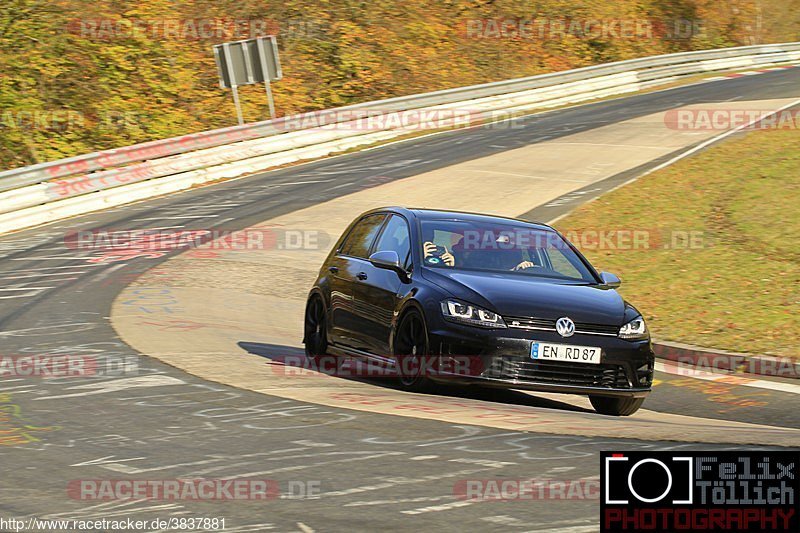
[{"x1": 0, "y1": 67, "x2": 799, "y2": 532}]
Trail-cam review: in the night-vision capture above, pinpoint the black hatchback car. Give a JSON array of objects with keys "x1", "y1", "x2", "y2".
[{"x1": 303, "y1": 207, "x2": 654, "y2": 416}]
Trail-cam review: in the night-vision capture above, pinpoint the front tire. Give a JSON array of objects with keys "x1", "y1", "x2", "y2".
[
  {"x1": 393, "y1": 309, "x2": 435, "y2": 393},
  {"x1": 304, "y1": 295, "x2": 328, "y2": 360},
  {"x1": 589, "y1": 395, "x2": 645, "y2": 416}
]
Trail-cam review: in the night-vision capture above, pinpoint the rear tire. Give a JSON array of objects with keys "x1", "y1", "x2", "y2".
[
  {"x1": 589, "y1": 395, "x2": 645, "y2": 416},
  {"x1": 304, "y1": 296, "x2": 349, "y2": 375},
  {"x1": 394, "y1": 309, "x2": 436, "y2": 393}
]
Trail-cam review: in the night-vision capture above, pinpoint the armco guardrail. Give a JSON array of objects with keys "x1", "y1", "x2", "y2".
[{"x1": 0, "y1": 42, "x2": 798, "y2": 234}]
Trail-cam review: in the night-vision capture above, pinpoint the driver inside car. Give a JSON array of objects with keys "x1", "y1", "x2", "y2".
[{"x1": 423, "y1": 233, "x2": 539, "y2": 271}]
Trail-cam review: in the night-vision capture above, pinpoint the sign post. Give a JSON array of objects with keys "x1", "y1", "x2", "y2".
[{"x1": 213, "y1": 36, "x2": 282, "y2": 125}]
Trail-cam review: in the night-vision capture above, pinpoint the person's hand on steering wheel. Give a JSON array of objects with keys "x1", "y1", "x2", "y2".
[
  {"x1": 423, "y1": 241, "x2": 437, "y2": 259},
  {"x1": 423, "y1": 241, "x2": 455, "y2": 267},
  {"x1": 440, "y1": 246, "x2": 455, "y2": 267},
  {"x1": 512, "y1": 260, "x2": 538, "y2": 271}
]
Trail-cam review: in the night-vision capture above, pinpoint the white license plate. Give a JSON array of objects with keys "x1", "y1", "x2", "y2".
[{"x1": 530, "y1": 342, "x2": 601, "y2": 364}]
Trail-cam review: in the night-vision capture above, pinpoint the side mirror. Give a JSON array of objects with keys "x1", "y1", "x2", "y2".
[
  {"x1": 600, "y1": 271, "x2": 621, "y2": 289},
  {"x1": 369, "y1": 250, "x2": 409, "y2": 281}
]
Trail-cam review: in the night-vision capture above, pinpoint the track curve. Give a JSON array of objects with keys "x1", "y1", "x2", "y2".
[{"x1": 2, "y1": 68, "x2": 799, "y2": 531}]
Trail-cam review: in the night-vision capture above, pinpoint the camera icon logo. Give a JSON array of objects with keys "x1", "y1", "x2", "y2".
[{"x1": 604, "y1": 454, "x2": 693, "y2": 505}]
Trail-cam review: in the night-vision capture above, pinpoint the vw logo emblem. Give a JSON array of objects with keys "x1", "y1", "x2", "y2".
[{"x1": 555, "y1": 317, "x2": 575, "y2": 338}]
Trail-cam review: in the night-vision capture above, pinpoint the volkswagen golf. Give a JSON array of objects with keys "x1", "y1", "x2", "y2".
[{"x1": 303, "y1": 207, "x2": 654, "y2": 416}]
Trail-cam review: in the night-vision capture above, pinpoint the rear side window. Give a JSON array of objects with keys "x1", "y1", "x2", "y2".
[
  {"x1": 340, "y1": 214, "x2": 387, "y2": 258},
  {"x1": 374, "y1": 215, "x2": 411, "y2": 268}
]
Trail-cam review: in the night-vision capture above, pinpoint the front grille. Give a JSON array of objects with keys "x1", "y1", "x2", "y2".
[
  {"x1": 505, "y1": 316, "x2": 553, "y2": 330},
  {"x1": 573, "y1": 322, "x2": 619, "y2": 336},
  {"x1": 483, "y1": 357, "x2": 631, "y2": 389},
  {"x1": 505, "y1": 315, "x2": 619, "y2": 336}
]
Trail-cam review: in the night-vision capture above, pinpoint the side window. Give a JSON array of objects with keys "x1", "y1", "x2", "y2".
[
  {"x1": 340, "y1": 214, "x2": 387, "y2": 258},
  {"x1": 374, "y1": 215, "x2": 411, "y2": 268}
]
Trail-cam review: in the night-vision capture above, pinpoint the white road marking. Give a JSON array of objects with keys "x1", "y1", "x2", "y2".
[
  {"x1": 35, "y1": 375, "x2": 186, "y2": 400},
  {"x1": 1, "y1": 272, "x2": 85, "y2": 279},
  {"x1": 0, "y1": 286, "x2": 53, "y2": 299},
  {"x1": 401, "y1": 499, "x2": 484, "y2": 515},
  {"x1": 462, "y1": 169, "x2": 588, "y2": 183},
  {"x1": 632, "y1": 97, "x2": 800, "y2": 179},
  {"x1": 2, "y1": 265, "x2": 97, "y2": 271},
  {"x1": 11, "y1": 256, "x2": 95, "y2": 261},
  {"x1": 0, "y1": 323, "x2": 97, "y2": 337},
  {"x1": 130, "y1": 226, "x2": 185, "y2": 231},
  {"x1": 0, "y1": 385, "x2": 36, "y2": 392},
  {"x1": 546, "y1": 142, "x2": 666, "y2": 150},
  {"x1": 274, "y1": 180, "x2": 335, "y2": 186},
  {"x1": 291, "y1": 440, "x2": 335, "y2": 448},
  {"x1": 345, "y1": 495, "x2": 453, "y2": 507},
  {"x1": 132, "y1": 215, "x2": 219, "y2": 221},
  {"x1": 517, "y1": 518, "x2": 599, "y2": 532},
  {"x1": 524, "y1": 525, "x2": 598, "y2": 533},
  {"x1": 179, "y1": 204, "x2": 241, "y2": 209},
  {"x1": 0, "y1": 286, "x2": 53, "y2": 291},
  {"x1": 482, "y1": 515, "x2": 530, "y2": 527},
  {"x1": 89, "y1": 262, "x2": 128, "y2": 283}
]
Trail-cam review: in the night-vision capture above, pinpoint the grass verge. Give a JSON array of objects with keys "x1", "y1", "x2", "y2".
[{"x1": 555, "y1": 127, "x2": 800, "y2": 358}]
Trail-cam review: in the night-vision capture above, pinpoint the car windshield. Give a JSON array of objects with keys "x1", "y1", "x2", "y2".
[{"x1": 419, "y1": 219, "x2": 598, "y2": 283}]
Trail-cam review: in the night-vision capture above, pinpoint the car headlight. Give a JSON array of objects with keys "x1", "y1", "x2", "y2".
[
  {"x1": 441, "y1": 299, "x2": 507, "y2": 329},
  {"x1": 619, "y1": 316, "x2": 648, "y2": 340}
]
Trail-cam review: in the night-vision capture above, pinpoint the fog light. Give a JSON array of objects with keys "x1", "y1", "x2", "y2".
[{"x1": 637, "y1": 362, "x2": 653, "y2": 385}]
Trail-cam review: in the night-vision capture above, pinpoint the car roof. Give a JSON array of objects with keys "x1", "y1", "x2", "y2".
[{"x1": 366, "y1": 206, "x2": 555, "y2": 232}]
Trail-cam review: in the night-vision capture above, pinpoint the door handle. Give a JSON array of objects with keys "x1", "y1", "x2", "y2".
[
  {"x1": 356, "y1": 272, "x2": 368, "y2": 280},
  {"x1": 328, "y1": 266, "x2": 339, "y2": 273}
]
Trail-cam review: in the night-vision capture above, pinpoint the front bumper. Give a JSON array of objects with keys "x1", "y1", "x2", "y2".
[{"x1": 427, "y1": 319, "x2": 654, "y2": 398}]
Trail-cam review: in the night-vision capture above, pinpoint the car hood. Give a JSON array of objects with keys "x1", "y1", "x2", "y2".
[{"x1": 422, "y1": 268, "x2": 627, "y2": 325}]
